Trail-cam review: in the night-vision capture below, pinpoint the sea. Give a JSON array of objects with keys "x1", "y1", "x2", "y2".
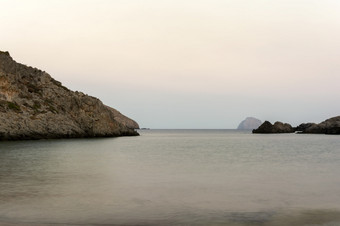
[{"x1": 0, "y1": 129, "x2": 340, "y2": 226}]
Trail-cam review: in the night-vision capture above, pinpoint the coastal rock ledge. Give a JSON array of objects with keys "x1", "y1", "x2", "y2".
[
  {"x1": 252, "y1": 116, "x2": 340, "y2": 134},
  {"x1": 0, "y1": 51, "x2": 139, "y2": 140}
]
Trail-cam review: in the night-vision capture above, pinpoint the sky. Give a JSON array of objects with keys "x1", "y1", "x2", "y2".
[{"x1": 1, "y1": 0, "x2": 340, "y2": 128}]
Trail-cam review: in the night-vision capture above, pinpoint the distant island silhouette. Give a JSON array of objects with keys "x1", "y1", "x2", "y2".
[{"x1": 237, "y1": 117, "x2": 262, "y2": 130}]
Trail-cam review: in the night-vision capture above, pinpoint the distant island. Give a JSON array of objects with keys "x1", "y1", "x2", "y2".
[
  {"x1": 237, "y1": 117, "x2": 262, "y2": 130},
  {"x1": 253, "y1": 116, "x2": 340, "y2": 134},
  {"x1": 0, "y1": 51, "x2": 139, "y2": 140}
]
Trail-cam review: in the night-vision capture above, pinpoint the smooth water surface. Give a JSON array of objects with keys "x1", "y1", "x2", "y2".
[{"x1": 0, "y1": 130, "x2": 340, "y2": 225}]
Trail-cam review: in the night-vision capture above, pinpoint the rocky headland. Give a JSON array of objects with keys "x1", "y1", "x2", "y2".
[
  {"x1": 0, "y1": 51, "x2": 139, "y2": 140},
  {"x1": 252, "y1": 116, "x2": 340, "y2": 134},
  {"x1": 297, "y1": 116, "x2": 340, "y2": 134},
  {"x1": 237, "y1": 117, "x2": 262, "y2": 130}
]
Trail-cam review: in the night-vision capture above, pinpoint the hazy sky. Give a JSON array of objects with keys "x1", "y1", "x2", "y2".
[{"x1": 1, "y1": 0, "x2": 339, "y2": 128}]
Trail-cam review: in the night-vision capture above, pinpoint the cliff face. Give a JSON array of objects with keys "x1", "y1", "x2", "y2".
[
  {"x1": 0, "y1": 51, "x2": 139, "y2": 140},
  {"x1": 237, "y1": 117, "x2": 262, "y2": 130}
]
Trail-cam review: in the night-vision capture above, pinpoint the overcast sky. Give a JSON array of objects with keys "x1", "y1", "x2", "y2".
[{"x1": 1, "y1": 0, "x2": 339, "y2": 128}]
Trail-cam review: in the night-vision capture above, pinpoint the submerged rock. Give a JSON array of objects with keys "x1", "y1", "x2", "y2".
[
  {"x1": 252, "y1": 121, "x2": 294, "y2": 133},
  {"x1": 0, "y1": 51, "x2": 139, "y2": 140},
  {"x1": 237, "y1": 117, "x2": 262, "y2": 130}
]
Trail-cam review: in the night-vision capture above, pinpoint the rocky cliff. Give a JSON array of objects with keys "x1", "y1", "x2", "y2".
[
  {"x1": 0, "y1": 51, "x2": 139, "y2": 140},
  {"x1": 252, "y1": 116, "x2": 340, "y2": 134},
  {"x1": 237, "y1": 117, "x2": 262, "y2": 130}
]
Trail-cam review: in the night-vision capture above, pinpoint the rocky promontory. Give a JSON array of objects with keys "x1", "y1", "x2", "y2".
[
  {"x1": 0, "y1": 51, "x2": 139, "y2": 140},
  {"x1": 298, "y1": 116, "x2": 340, "y2": 134},
  {"x1": 252, "y1": 116, "x2": 340, "y2": 134},
  {"x1": 237, "y1": 117, "x2": 262, "y2": 130}
]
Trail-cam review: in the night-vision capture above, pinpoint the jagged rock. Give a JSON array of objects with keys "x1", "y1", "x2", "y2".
[
  {"x1": 237, "y1": 117, "x2": 262, "y2": 130},
  {"x1": 0, "y1": 51, "x2": 139, "y2": 140},
  {"x1": 252, "y1": 121, "x2": 294, "y2": 133}
]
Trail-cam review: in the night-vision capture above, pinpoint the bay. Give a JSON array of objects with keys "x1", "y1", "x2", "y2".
[{"x1": 0, "y1": 130, "x2": 340, "y2": 225}]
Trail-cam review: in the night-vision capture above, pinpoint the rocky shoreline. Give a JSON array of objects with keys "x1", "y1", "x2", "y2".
[
  {"x1": 0, "y1": 51, "x2": 139, "y2": 141},
  {"x1": 253, "y1": 116, "x2": 340, "y2": 134}
]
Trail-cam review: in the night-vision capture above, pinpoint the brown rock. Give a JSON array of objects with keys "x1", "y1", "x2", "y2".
[{"x1": 0, "y1": 51, "x2": 139, "y2": 140}]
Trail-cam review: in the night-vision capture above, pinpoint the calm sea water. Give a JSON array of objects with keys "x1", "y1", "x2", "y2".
[{"x1": 0, "y1": 130, "x2": 340, "y2": 226}]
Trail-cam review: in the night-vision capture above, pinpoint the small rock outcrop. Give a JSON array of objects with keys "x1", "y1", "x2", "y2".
[
  {"x1": 0, "y1": 51, "x2": 139, "y2": 140},
  {"x1": 252, "y1": 121, "x2": 294, "y2": 133},
  {"x1": 237, "y1": 117, "x2": 262, "y2": 130}
]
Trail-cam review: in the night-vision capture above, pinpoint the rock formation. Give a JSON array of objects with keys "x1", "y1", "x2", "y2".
[
  {"x1": 252, "y1": 116, "x2": 340, "y2": 134},
  {"x1": 237, "y1": 117, "x2": 262, "y2": 130},
  {"x1": 252, "y1": 121, "x2": 294, "y2": 133},
  {"x1": 300, "y1": 116, "x2": 340, "y2": 134},
  {"x1": 0, "y1": 51, "x2": 139, "y2": 140}
]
